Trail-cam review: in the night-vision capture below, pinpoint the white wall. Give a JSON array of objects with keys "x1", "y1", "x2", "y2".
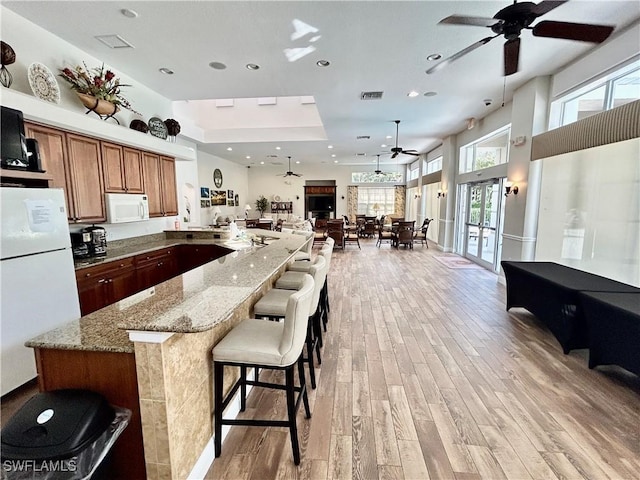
[{"x1": 197, "y1": 151, "x2": 249, "y2": 225}]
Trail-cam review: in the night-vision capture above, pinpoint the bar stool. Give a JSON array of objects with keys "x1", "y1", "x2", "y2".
[
  {"x1": 281, "y1": 244, "x2": 333, "y2": 332},
  {"x1": 212, "y1": 275, "x2": 314, "y2": 465},
  {"x1": 282, "y1": 228, "x2": 314, "y2": 261},
  {"x1": 253, "y1": 256, "x2": 327, "y2": 389}
]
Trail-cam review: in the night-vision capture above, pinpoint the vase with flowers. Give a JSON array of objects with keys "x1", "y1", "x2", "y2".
[{"x1": 59, "y1": 63, "x2": 140, "y2": 122}]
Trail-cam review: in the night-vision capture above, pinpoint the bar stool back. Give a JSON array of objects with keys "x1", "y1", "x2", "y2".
[{"x1": 212, "y1": 275, "x2": 314, "y2": 465}]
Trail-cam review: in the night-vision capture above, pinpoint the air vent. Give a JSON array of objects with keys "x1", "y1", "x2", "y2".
[
  {"x1": 356, "y1": 135, "x2": 370, "y2": 140},
  {"x1": 270, "y1": 162, "x2": 284, "y2": 166},
  {"x1": 360, "y1": 91, "x2": 383, "y2": 100},
  {"x1": 356, "y1": 153, "x2": 367, "y2": 156},
  {"x1": 95, "y1": 34, "x2": 134, "y2": 49}
]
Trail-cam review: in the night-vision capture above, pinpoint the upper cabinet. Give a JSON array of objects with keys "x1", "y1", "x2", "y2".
[
  {"x1": 65, "y1": 134, "x2": 106, "y2": 223},
  {"x1": 102, "y1": 142, "x2": 144, "y2": 194},
  {"x1": 142, "y1": 153, "x2": 178, "y2": 217},
  {"x1": 23, "y1": 121, "x2": 177, "y2": 223}
]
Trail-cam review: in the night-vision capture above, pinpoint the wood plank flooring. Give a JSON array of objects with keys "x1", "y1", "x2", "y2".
[{"x1": 207, "y1": 239, "x2": 640, "y2": 480}]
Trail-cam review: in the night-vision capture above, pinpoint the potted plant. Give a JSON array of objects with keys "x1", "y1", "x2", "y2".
[
  {"x1": 255, "y1": 196, "x2": 268, "y2": 218},
  {"x1": 59, "y1": 63, "x2": 140, "y2": 116}
]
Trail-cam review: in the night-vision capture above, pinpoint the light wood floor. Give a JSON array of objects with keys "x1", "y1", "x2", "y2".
[{"x1": 206, "y1": 239, "x2": 640, "y2": 480}]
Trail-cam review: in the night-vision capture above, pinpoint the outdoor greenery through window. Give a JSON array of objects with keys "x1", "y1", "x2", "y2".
[
  {"x1": 351, "y1": 171, "x2": 403, "y2": 183},
  {"x1": 459, "y1": 126, "x2": 511, "y2": 174},
  {"x1": 550, "y1": 60, "x2": 640, "y2": 129},
  {"x1": 358, "y1": 188, "x2": 395, "y2": 216}
]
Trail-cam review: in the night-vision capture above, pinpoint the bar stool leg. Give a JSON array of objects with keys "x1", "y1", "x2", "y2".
[
  {"x1": 297, "y1": 356, "x2": 311, "y2": 418},
  {"x1": 285, "y1": 366, "x2": 301, "y2": 465},
  {"x1": 305, "y1": 320, "x2": 317, "y2": 389},
  {"x1": 214, "y1": 361, "x2": 223, "y2": 457},
  {"x1": 240, "y1": 365, "x2": 247, "y2": 412}
]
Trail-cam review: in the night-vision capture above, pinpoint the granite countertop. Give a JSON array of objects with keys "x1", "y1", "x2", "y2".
[{"x1": 26, "y1": 230, "x2": 306, "y2": 354}]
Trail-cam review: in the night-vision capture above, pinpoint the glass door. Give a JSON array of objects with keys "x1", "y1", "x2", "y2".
[{"x1": 464, "y1": 181, "x2": 501, "y2": 270}]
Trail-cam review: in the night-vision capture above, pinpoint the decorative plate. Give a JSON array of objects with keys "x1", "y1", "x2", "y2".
[
  {"x1": 213, "y1": 168, "x2": 223, "y2": 188},
  {"x1": 148, "y1": 117, "x2": 169, "y2": 139},
  {"x1": 28, "y1": 62, "x2": 60, "y2": 104},
  {"x1": 273, "y1": 195, "x2": 281, "y2": 202}
]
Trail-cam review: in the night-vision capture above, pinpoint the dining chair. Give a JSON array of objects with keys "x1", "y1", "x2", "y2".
[
  {"x1": 395, "y1": 220, "x2": 415, "y2": 249},
  {"x1": 212, "y1": 275, "x2": 314, "y2": 465},
  {"x1": 376, "y1": 221, "x2": 394, "y2": 247},
  {"x1": 326, "y1": 219, "x2": 345, "y2": 249},
  {"x1": 414, "y1": 218, "x2": 432, "y2": 247}
]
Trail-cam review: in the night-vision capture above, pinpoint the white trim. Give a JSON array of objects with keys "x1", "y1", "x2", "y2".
[
  {"x1": 501, "y1": 233, "x2": 536, "y2": 243},
  {"x1": 127, "y1": 331, "x2": 174, "y2": 343},
  {"x1": 187, "y1": 369, "x2": 257, "y2": 480}
]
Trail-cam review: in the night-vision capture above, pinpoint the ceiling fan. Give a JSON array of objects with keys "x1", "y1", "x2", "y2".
[
  {"x1": 426, "y1": 0, "x2": 614, "y2": 77},
  {"x1": 374, "y1": 154, "x2": 384, "y2": 174},
  {"x1": 390, "y1": 120, "x2": 420, "y2": 159},
  {"x1": 278, "y1": 156, "x2": 302, "y2": 177}
]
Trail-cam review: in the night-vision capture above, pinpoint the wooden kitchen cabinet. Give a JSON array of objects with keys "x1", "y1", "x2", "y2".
[
  {"x1": 135, "y1": 247, "x2": 178, "y2": 290},
  {"x1": 76, "y1": 258, "x2": 137, "y2": 316},
  {"x1": 179, "y1": 244, "x2": 228, "y2": 273},
  {"x1": 102, "y1": 142, "x2": 144, "y2": 194},
  {"x1": 142, "y1": 153, "x2": 177, "y2": 217},
  {"x1": 65, "y1": 133, "x2": 106, "y2": 223},
  {"x1": 24, "y1": 122, "x2": 72, "y2": 209}
]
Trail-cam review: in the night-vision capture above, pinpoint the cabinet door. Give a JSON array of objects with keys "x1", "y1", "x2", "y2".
[
  {"x1": 122, "y1": 148, "x2": 144, "y2": 193},
  {"x1": 66, "y1": 134, "x2": 106, "y2": 223},
  {"x1": 160, "y1": 156, "x2": 178, "y2": 216},
  {"x1": 142, "y1": 153, "x2": 162, "y2": 217},
  {"x1": 102, "y1": 142, "x2": 126, "y2": 193},
  {"x1": 107, "y1": 267, "x2": 138, "y2": 304},
  {"x1": 24, "y1": 123, "x2": 73, "y2": 219}
]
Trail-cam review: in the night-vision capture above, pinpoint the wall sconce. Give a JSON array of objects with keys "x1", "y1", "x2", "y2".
[
  {"x1": 296, "y1": 195, "x2": 300, "y2": 200},
  {"x1": 437, "y1": 189, "x2": 445, "y2": 198},
  {"x1": 504, "y1": 181, "x2": 519, "y2": 196}
]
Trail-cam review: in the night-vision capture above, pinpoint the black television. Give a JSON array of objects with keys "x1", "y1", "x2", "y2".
[
  {"x1": 1, "y1": 106, "x2": 28, "y2": 169},
  {"x1": 308, "y1": 195, "x2": 334, "y2": 211}
]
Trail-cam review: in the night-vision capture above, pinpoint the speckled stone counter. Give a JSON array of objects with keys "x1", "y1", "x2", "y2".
[{"x1": 26, "y1": 229, "x2": 308, "y2": 480}]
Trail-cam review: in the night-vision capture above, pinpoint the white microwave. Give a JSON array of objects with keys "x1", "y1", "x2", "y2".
[{"x1": 105, "y1": 193, "x2": 149, "y2": 223}]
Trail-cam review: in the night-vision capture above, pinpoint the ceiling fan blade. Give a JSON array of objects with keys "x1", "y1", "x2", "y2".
[
  {"x1": 402, "y1": 149, "x2": 418, "y2": 153},
  {"x1": 293, "y1": 173, "x2": 302, "y2": 177},
  {"x1": 403, "y1": 152, "x2": 420, "y2": 156},
  {"x1": 439, "y1": 15, "x2": 498, "y2": 27},
  {"x1": 531, "y1": 0, "x2": 568, "y2": 17},
  {"x1": 532, "y1": 20, "x2": 614, "y2": 43},
  {"x1": 426, "y1": 36, "x2": 496, "y2": 74},
  {"x1": 391, "y1": 152, "x2": 399, "y2": 159},
  {"x1": 504, "y1": 38, "x2": 520, "y2": 76}
]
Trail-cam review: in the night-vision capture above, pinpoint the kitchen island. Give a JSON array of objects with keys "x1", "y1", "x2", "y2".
[{"x1": 26, "y1": 229, "x2": 307, "y2": 480}]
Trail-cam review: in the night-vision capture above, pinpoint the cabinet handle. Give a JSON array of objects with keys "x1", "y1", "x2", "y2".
[
  {"x1": 120, "y1": 263, "x2": 125, "y2": 267},
  {"x1": 85, "y1": 273, "x2": 91, "y2": 277},
  {"x1": 108, "y1": 279, "x2": 113, "y2": 283},
  {"x1": 98, "y1": 278, "x2": 107, "y2": 283}
]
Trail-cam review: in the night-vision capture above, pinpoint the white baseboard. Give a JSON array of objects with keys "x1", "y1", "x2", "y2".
[{"x1": 187, "y1": 369, "x2": 257, "y2": 480}]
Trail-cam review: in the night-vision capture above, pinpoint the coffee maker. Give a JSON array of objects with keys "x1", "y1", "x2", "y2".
[{"x1": 71, "y1": 225, "x2": 107, "y2": 259}]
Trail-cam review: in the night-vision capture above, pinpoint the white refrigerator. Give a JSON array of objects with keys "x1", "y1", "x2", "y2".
[{"x1": 1, "y1": 187, "x2": 81, "y2": 395}]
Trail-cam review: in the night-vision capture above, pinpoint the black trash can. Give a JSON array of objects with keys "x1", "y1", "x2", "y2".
[{"x1": 1, "y1": 389, "x2": 130, "y2": 480}]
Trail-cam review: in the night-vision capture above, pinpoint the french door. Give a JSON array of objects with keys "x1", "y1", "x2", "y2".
[{"x1": 463, "y1": 181, "x2": 503, "y2": 271}]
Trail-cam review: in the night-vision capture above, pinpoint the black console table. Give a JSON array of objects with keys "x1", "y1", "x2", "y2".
[{"x1": 501, "y1": 261, "x2": 639, "y2": 353}]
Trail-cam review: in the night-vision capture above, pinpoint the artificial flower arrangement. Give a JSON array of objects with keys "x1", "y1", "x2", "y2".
[{"x1": 59, "y1": 63, "x2": 139, "y2": 114}]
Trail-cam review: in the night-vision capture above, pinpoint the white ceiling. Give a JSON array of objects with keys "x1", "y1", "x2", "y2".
[{"x1": 4, "y1": 1, "x2": 640, "y2": 167}]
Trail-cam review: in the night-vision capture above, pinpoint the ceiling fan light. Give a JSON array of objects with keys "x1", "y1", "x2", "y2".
[{"x1": 426, "y1": 53, "x2": 442, "y2": 61}]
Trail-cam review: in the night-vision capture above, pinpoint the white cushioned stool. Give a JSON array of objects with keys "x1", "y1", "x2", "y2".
[
  {"x1": 212, "y1": 275, "x2": 314, "y2": 465},
  {"x1": 253, "y1": 255, "x2": 327, "y2": 389}
]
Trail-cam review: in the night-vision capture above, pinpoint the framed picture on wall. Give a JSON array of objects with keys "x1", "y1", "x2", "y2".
[
  {"x1": 211, "y1": 190, "x2": 226, "y2": 206},
  {"x1": 234, "y1": 193, "x2": 239, "y2": 206},
  {"x1": 227, "y1": 189, "x2": 234, "y2": 200},
  {"x1": 200, "y1": 187, "x2": 210, "y2": 198},
  {"x1": 227, "y1": 199, "x2": 235, "y2": 207}
]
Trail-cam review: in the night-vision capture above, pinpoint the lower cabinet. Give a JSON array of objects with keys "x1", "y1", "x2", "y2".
[
  {"x1": 76, "y1": 245, "x2": 231, "y2": 315},
  {"x1": 76, "y1": 258, "x2": 137, "y2": 316},
  {"x1": 135, "y1": 247, "x2": 178, "y2": 291}
]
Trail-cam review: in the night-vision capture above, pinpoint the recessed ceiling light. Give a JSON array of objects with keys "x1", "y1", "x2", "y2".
[
  {"x1": 246, "y1": 63, "x2": 260, "y2": 70},
  {"x1": 275, "y1": 146, "x2": 281, "y2": 150},
  {"x1": 295, "y1": 160, "x2": 300, "y2": 164},
  {"x1": 407, "y1": 91, "x2": 419, "y2": 97},
  {"x1": 424, "y1": 91, "x2": 438, "y2": 97},
  {"x1": 331, "y1": 154, "x2": 336, "y2": 158},
  {"x1": 381, "y1": 144, "x2": 387, "y2": 148},
  {"x1": 260, "y1": 161, "x2": 265, "y2": 165},
  {"x1": 209, "y1": 62, "x2": 227, "y2": 70},
  {"x1": 120, "y1": 8, "x2": 138, "y2": 18},
  {"x1": 327, "y1": 145, "x2": 333, "y2": 149},
  {"x1": 316, "y1": 60, "x2": 330, "y2": 67},
  {"x1": 159, "y1": 67, "x2": 174, "y2": 75},
  {"x1": 226, "y1": 147, "x2": 233, "y2": 151},
  {"x1": 427, "y1": 53, "x2": 442, "y2": 61},
  {"x1": 333, "y1": 160, "x2": 339, "y2": 163},
  {"x1": 246, "y1": 155, "x2": 251, "y2": 159},
  {"x1": 385, "y1": 135, "x2": 393, "y2": 139}
]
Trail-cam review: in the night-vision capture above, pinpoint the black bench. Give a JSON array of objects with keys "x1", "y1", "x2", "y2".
[
  {"x1": 501, "y1": 261, "x2": 639, "y2": 353},
  {"x1": 578, "y1": 291, "x2": 640, "y2": 376}
]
